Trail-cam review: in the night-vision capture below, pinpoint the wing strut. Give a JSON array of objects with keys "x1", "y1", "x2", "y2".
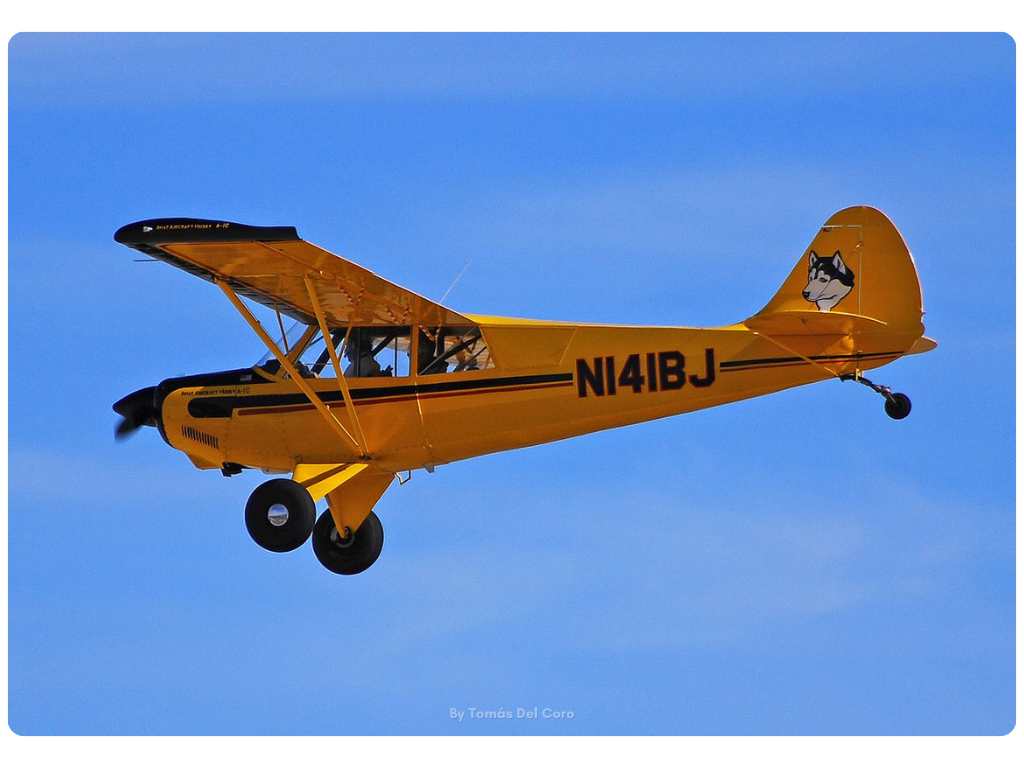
[
  {"x1": 303, "y1": 275, "x2": 370, "y2": 457},
  {"x1": 215, "y1": 278, "x2": 368, "y2": 458}
]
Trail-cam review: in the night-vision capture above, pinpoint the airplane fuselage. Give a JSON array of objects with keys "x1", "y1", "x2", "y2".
[{"x1": 155, "y1": 319, "x2": 910, "y2": 476}]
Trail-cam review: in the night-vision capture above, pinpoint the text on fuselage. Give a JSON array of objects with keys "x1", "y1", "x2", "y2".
[{"x1": 575, "y1": 349, "x2": 716, "y2": 398}]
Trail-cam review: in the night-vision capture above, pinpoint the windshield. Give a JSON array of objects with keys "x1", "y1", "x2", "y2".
[{"x1": 254, "y1": 320, "x2": 307, "y2": 368}]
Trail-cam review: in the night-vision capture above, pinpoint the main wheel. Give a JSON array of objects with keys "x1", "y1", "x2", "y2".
[
  {"x1": 884, "y1": 392, "x2": 912, "y2": 420},
  {"x1": 311, "y1": 509, "x2": 384, "y2": 575},
  {"x1": 245, "y1": 479, "x2": 316, "y2": 553}
]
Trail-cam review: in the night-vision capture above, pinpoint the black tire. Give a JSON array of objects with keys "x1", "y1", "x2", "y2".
[
  {"x1": 244, "y1": 479, "x2": 316, "y2": 553},
  {"x1": 884, "y1": 392, "x2": 912, "y2": 420},
  {"x1": 311, "y1": 509, "x2": 384, "y2": 575}
]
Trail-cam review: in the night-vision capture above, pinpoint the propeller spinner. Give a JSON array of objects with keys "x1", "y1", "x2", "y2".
[{"x1": 112, "y1": 386, "x2": 160, "y2": 440}]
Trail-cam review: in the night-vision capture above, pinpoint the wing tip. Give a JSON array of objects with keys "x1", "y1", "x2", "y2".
[{"x1": 115, "y1": 218, "x2": 299, "y2": 246}]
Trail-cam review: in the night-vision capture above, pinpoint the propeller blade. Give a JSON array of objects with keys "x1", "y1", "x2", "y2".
[{"x1": 114, "y1": 415, "x2": 142, "y2": 440}]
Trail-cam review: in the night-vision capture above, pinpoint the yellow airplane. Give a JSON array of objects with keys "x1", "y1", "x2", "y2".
[{"x1": 113, "y1": 206, "x2": 935, "y2": 575}]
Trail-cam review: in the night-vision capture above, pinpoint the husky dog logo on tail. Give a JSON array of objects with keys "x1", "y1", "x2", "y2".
[{"x1": 803, "y1": 250, "x2": 854, "y2": 312}]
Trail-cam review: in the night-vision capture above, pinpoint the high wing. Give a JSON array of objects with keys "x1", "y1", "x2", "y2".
[{"x1": 114, "y1": 218, "x2": 472, "y2": 328}]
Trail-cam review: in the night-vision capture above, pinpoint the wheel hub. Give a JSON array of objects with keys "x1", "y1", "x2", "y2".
[
  {"x1": 267, "y1": 503, "x2": 290, "y2": 527},
  {"x1": 329, "y1": 525, "x2": 355, "y2": 549}
]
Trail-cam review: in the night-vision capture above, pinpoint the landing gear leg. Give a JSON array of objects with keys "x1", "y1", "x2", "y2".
[{"x1": 840, "y1": 374, "x2": 912, "y2": 420}]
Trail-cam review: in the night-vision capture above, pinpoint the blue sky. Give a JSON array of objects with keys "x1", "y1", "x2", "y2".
[{"x1": 6, "y1": 33, "x2": 1015, "y2": 736}]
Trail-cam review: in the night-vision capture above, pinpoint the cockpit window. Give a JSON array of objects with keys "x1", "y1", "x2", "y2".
[
  {"x1": 341, "y1": 327, "x2": 412, "y2": 378},
  {"x1": 255, "y1": 324, "x2": 492, "y2": 379},
  {"x1": 417, "y1": 327, "x2": 494, "y2": 374},
  {"x1": 299, "y1": 329, "x2": 346, "y2": 377},
  {"x1": 256, "y1": 326, "x2": 413, "y2": 379}
]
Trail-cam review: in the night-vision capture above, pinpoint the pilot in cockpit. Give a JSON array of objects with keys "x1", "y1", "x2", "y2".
[{"x1": 344, "y1": 334, "x2": 382, "y2": 377}]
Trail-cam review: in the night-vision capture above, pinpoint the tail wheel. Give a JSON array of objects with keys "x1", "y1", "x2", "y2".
[
  {"x1": 884, "y1": 392, "x2": 912, "y2": 420},
  {"x1": 312, "y1": 509, "x2": 384, "y2": 575},
  {"x1": 245, "y1": 479, "x2": 316, "y2": 553},
  {"x1": 841, "y1": 375, "x2": 914, "y2": 421}
]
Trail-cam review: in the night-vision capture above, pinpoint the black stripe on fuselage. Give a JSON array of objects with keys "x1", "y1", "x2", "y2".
[
  {"x1": 719, "y1": 350, "x2": 902, "y2": 371},
  {"x1": 186, "y1": 372, "x2": 574, "y2": 418}
]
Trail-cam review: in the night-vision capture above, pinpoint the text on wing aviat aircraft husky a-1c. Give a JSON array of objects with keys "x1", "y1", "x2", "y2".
[{"x1": 112, "y1": 206, "x2": 935, "y2": 576}]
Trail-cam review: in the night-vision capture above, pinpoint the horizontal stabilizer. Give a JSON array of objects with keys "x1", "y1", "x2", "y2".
[
  {"x1": 745, "y1": 310, "x2": 887, "y2": 337},
  {"x1": 907, "y1": 336, "x2": 938, "y2": 356}
]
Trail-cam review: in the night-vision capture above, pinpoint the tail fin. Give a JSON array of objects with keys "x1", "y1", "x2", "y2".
[{"x1": 745, "y1": 206, "x2": 936, "y2": 369}]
